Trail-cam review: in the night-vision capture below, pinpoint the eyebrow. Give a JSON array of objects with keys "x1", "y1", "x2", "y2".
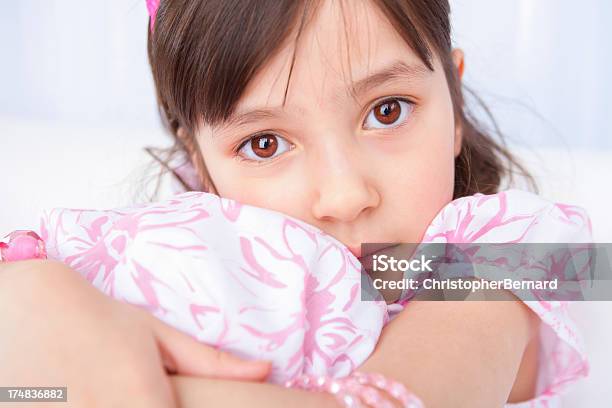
[
  {"x1": 214, "y1": 60, "x2": 430, "y2": 134},
  {"x1": 350, "y1": 60, "x2": 430, "y2": 96},
  {"x1": 214, "y1": 109, "x2": 280, "y2": 134}
]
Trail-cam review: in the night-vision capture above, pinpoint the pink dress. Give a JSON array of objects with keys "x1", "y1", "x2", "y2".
[{"x1": 34, "y1": 189, "x2": 591, "y2": 407}]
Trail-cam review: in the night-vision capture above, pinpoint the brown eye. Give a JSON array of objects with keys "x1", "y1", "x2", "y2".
[
  {"x1": 374, "y1": 100, "x2": 400, "y2": 124},
  {"x1": 363, "y1": 98, "x2": 413, "y2": 129},
  {"x1": 238, "y1": 133, "x2": 292, "y2": 162},
  {"x1": 251, "y1": 134, "x2": 278, "y2": 158}
]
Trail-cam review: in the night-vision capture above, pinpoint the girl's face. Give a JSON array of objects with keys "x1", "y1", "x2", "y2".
[{"x1": 195, "y1": 0, "x2": 463, "y2": 257}]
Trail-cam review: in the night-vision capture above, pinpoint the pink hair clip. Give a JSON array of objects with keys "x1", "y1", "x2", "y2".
[
  {"x1": 0, "y1": 230, "x2": 47, "y2": 263},
  {"x1": 285, "y1": 371, "x2": 424, "y2": 408},
  {"x1": 146, "y1": 0, "x2": 161, "y2": 32}
]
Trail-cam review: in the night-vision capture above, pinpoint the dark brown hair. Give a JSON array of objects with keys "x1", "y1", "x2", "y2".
[{"x1": 145, "y1": 0, "x2": 536, "y2": 199}]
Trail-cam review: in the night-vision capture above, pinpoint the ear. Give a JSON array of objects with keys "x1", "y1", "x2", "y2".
[
  {"x1": 451, "y1": 48, "x2": 465, "y2": 157},
  {"x1": 451, "y1": 48, "x2": 465, "y2": 80},
  {"x1": 176, "y1": 127, "x2": 217, "y2": 194}
]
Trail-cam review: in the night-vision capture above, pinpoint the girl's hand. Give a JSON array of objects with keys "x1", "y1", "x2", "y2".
[{"x1": 0, "y1": 260, "x2": 271, "y2": 407}]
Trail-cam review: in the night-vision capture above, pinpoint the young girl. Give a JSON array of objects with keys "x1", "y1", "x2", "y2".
[{"x1": 0, "y1": 0, "x2": 591, "y2": 407}]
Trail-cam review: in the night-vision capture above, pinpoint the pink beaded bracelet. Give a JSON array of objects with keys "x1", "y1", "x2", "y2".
[
  {"x1": 285, "y1": 371, "x2": 424, "y2": 408},
  {"x1": 0, "y1": 230, "x2": 47, "y2": 263}
]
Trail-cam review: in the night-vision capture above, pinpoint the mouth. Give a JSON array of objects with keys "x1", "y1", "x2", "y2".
[
  {"x1": 348, "y1": 243, "x2": 400, "y2": 261},
  {"x1": 347, "y1": 245, "x2": 362, "y2": 258}
]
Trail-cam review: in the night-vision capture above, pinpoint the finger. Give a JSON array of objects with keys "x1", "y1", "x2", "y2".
[{"x1": 147, "y1": 313, "x2": 271, "y2": 381}]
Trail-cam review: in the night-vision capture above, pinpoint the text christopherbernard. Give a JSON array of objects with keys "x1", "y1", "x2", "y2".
[{"x1": 369, "y1": 254, "x2": 559, "y2": 292}]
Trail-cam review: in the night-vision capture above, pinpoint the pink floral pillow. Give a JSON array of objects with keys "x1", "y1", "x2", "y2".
[{"x1": 40, "y1": 191, "x2": 386, "y2": 383}]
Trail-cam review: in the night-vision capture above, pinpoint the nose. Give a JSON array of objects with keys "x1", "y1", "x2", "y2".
[{"x1": 310, "y1": 141, "x2": 380, "y2": 223}]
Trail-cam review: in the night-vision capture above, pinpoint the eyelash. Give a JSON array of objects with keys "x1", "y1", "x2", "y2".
[{"x1": 233, "y1": 96, "x2": 415, "y2": 164}]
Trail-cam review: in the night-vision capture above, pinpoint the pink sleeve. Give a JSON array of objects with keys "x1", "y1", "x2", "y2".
[
  {"x1": 509, "y1": 201, "x2": 592, "y2": 407},
  {"x1": 512, "y1": 301, "x2": 588, "y2": 407},
  {"x1": 418, "y1": 189, "x2": 592, "y2": 406}
]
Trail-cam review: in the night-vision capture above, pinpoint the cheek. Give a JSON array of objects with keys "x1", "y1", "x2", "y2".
[
  {"x1": 370, "y1": 97, "x2": 456, "y2": 240},
  {"x1": 200, "y1": 150, "x2": 310, "y2": 217},
  {"x1": 371, "y1": 151, "x2": 454, "y2": 242},
  {"x1": 412, "y1": 80, "x2": 457, "y2": 196}
]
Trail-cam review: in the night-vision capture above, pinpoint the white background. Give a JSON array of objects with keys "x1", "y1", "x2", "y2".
[{"x1": 1, "y1": 1, "x2": 610, "y2": 405}]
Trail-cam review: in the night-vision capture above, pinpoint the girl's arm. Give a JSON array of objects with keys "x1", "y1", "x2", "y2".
[
  {"x1": 358, "y1": 296, "x2": 538, "y2": 406},
  {"x1": 1, "y1": 260, "x2": 536, "y2": 407},
  {"x1": 172, "y1": 293, "x2": 538, "y2": 408},
  {"x1": 0, "y1": 260, "x2": 272, "y2": 408},
  {"x1": 170, "y1": 376, "x2": 339, "y2": 408}
]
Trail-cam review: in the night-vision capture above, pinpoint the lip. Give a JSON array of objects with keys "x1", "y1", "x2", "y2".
[
  {"x1": 348, "y1": 245, "x2": 362, "y2": 258},
  {"x1": 348, "y1": 243, "x2": 399, "y2": 260}
]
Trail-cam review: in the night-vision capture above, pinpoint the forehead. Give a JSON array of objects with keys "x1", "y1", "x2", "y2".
[{"x1": 227, "y1": 0, "x2": 434, "y2": 116}]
